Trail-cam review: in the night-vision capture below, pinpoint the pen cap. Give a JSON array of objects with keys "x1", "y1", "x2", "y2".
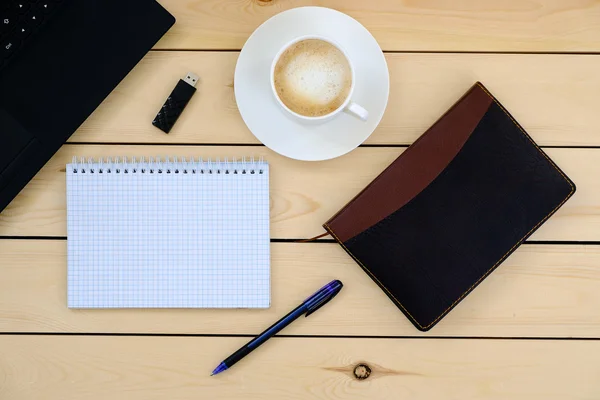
[{"x1": 305, "y1": 280, "x2": 343, "y2": 317}]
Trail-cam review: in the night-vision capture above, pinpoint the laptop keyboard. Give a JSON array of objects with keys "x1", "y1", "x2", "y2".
[{"x1": 0, "y1": 0, "x2": 67, "y2": 71}]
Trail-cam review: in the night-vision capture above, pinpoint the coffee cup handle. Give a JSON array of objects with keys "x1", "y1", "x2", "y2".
[{"x1": 345, "y1": 102, "x2": 369, "y2": 121}]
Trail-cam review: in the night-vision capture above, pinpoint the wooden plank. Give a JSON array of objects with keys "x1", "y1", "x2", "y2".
[
  {"x1": 0, "y1": 146, "x2": 594, "y2": 241},
  {"x1": 153, "y1": 0, "x2": 600, "y2": 52},
  {"x1": 71, "y1": 52, "x2": 600, "y2": 146},
  {"x1": 0, "y1": 335, "x2": 598, "y2": 399},
  {"x1": 1, "y1": 240, "x2": 600, "y2": 337}
]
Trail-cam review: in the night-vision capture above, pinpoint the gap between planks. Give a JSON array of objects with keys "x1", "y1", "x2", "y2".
[
  {"x1": 148, "y1": 49, "x2": 600, "y2": 56},
  {"x1": 2, "y1": 237, "x2": 600, "y2": 246},
  {"x1": 1, "y1": 332, "x2": 600, "y2": 341}
]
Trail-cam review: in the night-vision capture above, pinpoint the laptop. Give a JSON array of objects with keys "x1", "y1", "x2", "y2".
[{"x1": 0, "y1": 0, "x2": 175, "y2": 213}]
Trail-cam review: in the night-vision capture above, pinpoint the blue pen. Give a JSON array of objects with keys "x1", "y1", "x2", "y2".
[{"x1": 211, "y1": 279, "x2": 343, "y2": 376}]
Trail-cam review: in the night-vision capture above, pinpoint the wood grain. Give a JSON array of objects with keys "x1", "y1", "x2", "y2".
[
  {"x1": 71, "y1": 52, "x2": 600, "y2": 146},
  {"x1": 1, "y1": 240, "x2": 600, "y2": 337},
  {"x1": 1, "y1": 335, "x2": 599, "y2": 400},
  {"x1": 0, "y1": 145, "x2": 593, "y2": 241},
  {"x1": 153, "y1": 0, "x2": 600, "y2": 52},
  {"x1": 2, "y1": 1, "x2": 599, "y2": 398}
]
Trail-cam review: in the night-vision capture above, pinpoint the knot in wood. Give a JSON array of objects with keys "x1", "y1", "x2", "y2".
[{"x1": 353, "y1": 363, "x2": 371, "y2": 380}]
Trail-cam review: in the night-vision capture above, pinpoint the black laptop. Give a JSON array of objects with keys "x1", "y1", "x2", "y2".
[{"x1": 0, "y1": 0, "x2": 175, "y2": 213}]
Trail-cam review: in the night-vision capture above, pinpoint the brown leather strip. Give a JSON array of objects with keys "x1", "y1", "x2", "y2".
[
  {"x1": 296, "y1": 232, "x2": 331, "y2": 242},
  {"x1": 325, "y1": 82, "x2": 494, "y2": 243}
]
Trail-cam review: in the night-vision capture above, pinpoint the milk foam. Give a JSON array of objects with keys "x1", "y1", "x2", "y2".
[
  {"x1": 274, "y1": 40, "x2": 352, "y2": 117},
  {"x1": 282, "y1": 53, "x2": 348, "y2": 104}
]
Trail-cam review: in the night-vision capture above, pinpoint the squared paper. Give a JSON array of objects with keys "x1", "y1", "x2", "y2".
[{"x1": 66, "y1": 158, "x2": 270, "y2": 308}]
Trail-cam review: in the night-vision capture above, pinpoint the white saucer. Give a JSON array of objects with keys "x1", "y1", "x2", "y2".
[{"x1": 234, "y1": 7, "x2": 390, "y2": 161}]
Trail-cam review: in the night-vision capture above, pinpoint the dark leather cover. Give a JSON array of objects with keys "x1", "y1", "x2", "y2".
[{"x1": 323, "y1": 82, "x2": 576, "y2": 331}]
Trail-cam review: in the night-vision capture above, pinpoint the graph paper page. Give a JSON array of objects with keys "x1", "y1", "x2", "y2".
[{"x1": 66, "y1": 159, "x2": 270, "y2": 308}]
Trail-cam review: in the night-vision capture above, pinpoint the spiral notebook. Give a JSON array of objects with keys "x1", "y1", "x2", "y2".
[{"x1": 66, "y1": 157, "x2": 270, "y2": 308}]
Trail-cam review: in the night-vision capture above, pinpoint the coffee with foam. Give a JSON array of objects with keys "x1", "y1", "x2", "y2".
[{"x1": 273, "y1": 39, "x2": 353, "y2": 118}]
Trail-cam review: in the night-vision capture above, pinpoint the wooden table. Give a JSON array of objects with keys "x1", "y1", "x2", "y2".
[{"x1": 1, "y1": 1, "x2": 600, "y2": 399}]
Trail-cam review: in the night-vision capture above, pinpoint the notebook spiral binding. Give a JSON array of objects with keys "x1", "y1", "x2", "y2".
[{"x1": 70, "y1": 156, "x2": 266, "y2": 175}]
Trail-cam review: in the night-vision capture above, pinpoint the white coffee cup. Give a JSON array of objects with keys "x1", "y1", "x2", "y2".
[{"x1": 270, "y1": 35, "x2": 369, "y2": 123}]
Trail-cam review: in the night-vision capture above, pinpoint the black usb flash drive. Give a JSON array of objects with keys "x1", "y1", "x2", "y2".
[{"x1": 152, "y1": 72, "x2": 199, "y2": 133}]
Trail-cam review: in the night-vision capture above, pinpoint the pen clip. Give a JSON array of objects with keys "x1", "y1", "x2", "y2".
[{"x1": 305, "y1": 293, "x2": 336, "y2": 317}]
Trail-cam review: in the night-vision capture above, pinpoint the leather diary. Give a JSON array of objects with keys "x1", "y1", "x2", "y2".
[{"x1": 323, "y1": 82, "x2": 576, "y2": 331}]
